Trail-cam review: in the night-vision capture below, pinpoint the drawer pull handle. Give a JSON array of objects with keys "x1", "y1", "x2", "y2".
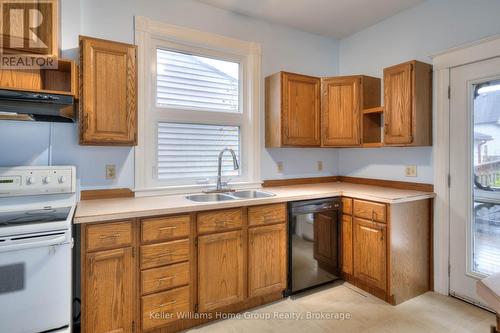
[
  {"x1": 99, "y1": 233, "x2": 120, "y2": 239},
  {"x1": 158, "y1": 275, "x2": 176, "y2": 282},
  {"x1": 215, "y1": 221, "x2": 227, "y2": 226},
  {"x1": 158, "y1": 252, "x2": 173, "y2": 258},
  {"x1": 159, "y1": 226, "x2": 177, "y2": 231},
  {"x1": 159, "y1": 300, "x2": 177, "y2": 307}
]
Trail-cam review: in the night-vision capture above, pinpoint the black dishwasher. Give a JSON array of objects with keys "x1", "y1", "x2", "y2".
[{"x1": 285, "y1": 197, "x2": 342, "y2": 295}]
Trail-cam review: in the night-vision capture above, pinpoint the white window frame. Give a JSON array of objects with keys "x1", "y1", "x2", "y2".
[{"x1": 134, "y1": 16, "x2": 261, "y2": 196}]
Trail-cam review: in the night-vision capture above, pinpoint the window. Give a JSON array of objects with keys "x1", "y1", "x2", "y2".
[{"x1": 135, "y1": 17, "x2": 261, "y2": 194}]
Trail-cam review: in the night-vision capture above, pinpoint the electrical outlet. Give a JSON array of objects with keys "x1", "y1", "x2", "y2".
[
  {"x1": 105, "y1": 164, "x2": 116, "y2": 179},
  {"x1": 277, "y1": 161, "x2": 284, "y2": 173},
  {"x1": 317, "y1": 161, "x2": 324, "y2": 172},
  {"x1": 405, "y1": 165, "x2": 417, "y2": 177}
]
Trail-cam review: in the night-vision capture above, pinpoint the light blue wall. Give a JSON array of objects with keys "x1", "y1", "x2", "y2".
[
  {"x1": 0, "y1": 0, "x2": 340, "y2": 189},
  {"x1": 338, "y1": 0, "x2": 500, "y2": 183}
]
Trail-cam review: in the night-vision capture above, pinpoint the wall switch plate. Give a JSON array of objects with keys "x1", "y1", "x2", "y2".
[
  {"x1": 277, "y1": 161, "x2": 284, "y2": 173},
  {"x1": 405, "y1": 165, "x2": 417, "y2": 177},
  {"x1": 105, "y1": 164, "x2": 116, "y2": 179},
  {"x1": 317, "y1": 161, "x2": 324, "y2": 172}
]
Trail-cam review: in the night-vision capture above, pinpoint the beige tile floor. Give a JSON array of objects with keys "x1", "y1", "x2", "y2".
[{"x1": 185, "y1": 282, "x2": 496, "y2": 333}]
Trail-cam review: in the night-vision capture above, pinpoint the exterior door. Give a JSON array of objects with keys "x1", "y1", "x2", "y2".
[
  {"x1": 282, "y1": 72, "x2": 321, "y2": 146},
  {"x1": 80, "y1": 36, "x2": 137, "y2": 145},
  {"x1": 248, "y1": 224, "x2": 287, "y2": 297},
  {"x1": 321, "y1": 77, "x2": 361, "y2": 146},
  {"x1": 449, "y1": 56, "x2": 500, "y2": 308},
  {"x1": 384, "y1": 62, "x2": 413, "y2": 144},
  {"x1": 198, "y1": 230, "x2": 244, "y2": 312},
  {"x1": 353, "y1": 218, "x2": 387, "y2": 291},
  {"x1": 84, "y1": 248, "x2": 134, "y2": 333}
]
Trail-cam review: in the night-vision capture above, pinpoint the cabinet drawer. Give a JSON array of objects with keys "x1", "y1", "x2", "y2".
[
  {"x1": 141, "y1": 262, "x2": 190, "y2": 295},
  {"x1": 353, "y1": 200, "x2": 386, "y2": 223},
  {"x1": 86, "y1": 221, "x2": 133, "y2": 251},
  {"x1": 141, "y1": 239, "x2": 189, "y2": 269},
  {"x1": 197, "y1": 208, "x2": 242, "y2": 234},
  {"x1": 141, "y1": 215, "x2": 190, "y2": 243},
  {"x1": 342, "y1": 197, "x2": 352, "y2": 215},
  {"x1": 248, "y1": 203, "x2": 286, "y2": 226},
  {"x1": 141, "y1": 286, "x2": 190, "y2": 331}
]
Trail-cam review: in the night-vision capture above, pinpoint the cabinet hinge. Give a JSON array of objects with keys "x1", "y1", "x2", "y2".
[
  {"x1": 409, "y1": 135, "x2": 413, "y2": 143},
  {"x1": 132, "y1": 320, "x2": 136, "y2": 332},
  {"x1": 132, "y1": 247, "x2": 136, "y2": 258},
  {"x1": 194, "y1": 304, "x2": 199, "y2": 312},
  {"x1": 448, "y1": 85, "x2": 451, "y2": 99},
  {"x1": 194, "y1": 238, "x2": 198, "y2": 247}
]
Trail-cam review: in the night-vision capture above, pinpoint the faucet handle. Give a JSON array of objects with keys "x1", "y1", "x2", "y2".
[{"x1": 220, "y1": 178, "x2": 232, "y2": 189}]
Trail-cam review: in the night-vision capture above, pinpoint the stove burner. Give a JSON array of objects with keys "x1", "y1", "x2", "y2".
[{"x1": 0, "y1": 207, "x2": 72, "y2": 227}]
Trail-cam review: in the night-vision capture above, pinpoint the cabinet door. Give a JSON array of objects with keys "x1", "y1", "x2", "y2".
[
  {"x1": 353, "y1": 218, "x2": 387, "y2": 291},
  {"x1": 80, "y1": 36, "x2": 137, "y2": 145},
  {"x1": 384, "y1": 63, "x2": 413, "y2": 144},
  {"x1": 322, "y1": 77, "x2": 361, "y2": 146},
  {"x1": 198, "y1": 230, "x2": 244, "y2": 312},
  {"x1": 84, "y1": 248, "x2": 134, "y2": 333},
  {"x1": 341, "y1": 214, "x2": 353, "y2": 276},
  {"x1": 248, "y1": 224, "x2": 287, "y2": 297},
  {"x1": 282, "y1": 72, "x2": 321, "y2": 146},
  {"x1": 313, "y1": 212, "x2": 338, "y2": 271}
]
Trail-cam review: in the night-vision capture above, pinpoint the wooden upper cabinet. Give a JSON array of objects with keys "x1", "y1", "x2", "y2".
[
  {"x1": 79, "y1": 36, "x2": 137, "y2": 146},
  {"x1": 266, "y1": 72, "x2": 321, "y2": 147},
  {"x1": 384, "y1": 60, "x2": 432, "y2": 146},
  {"x1": 198, "y1": 230, "x2": 244, "y2": 312},
  {"x1": 84, "y1": 247, "x2": 134, "y2": 333},
  {"x1": 353, "y1": 217, "x2": 387, "y2": 291},
  {"x1": 321, "y1": 75, "x2": 380, "y2": 147}
]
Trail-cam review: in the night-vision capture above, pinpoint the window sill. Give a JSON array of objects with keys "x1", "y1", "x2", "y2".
[{"x1": 133, "y1": 181, "x2": 263, "y2": 197}]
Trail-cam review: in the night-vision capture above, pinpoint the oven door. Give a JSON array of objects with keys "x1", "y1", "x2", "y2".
[{"x1": 0, "y1": 230, "x2": 71, "y2": 333}]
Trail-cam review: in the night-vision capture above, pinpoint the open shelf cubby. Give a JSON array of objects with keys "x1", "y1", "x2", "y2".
[{"x1": 362, "y1": 106, "x2": 384, "y2": 147}]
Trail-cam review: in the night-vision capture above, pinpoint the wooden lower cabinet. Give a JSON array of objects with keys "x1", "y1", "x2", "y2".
[
  {"x1": 248, "y1": 223, "x2": 287, "y2": 297},
  {"x1": 84, "y1": 247, "x2": 134, "y2": 333},
  {"x1": 197, "y1": 230, "x2": 244, "y2": 312},
  {"x1": 353, "y1": 217, "x2": 387, "y2": 291},
  {"x1": 341, "y1": 214, "x2": 353, "y2": 276}
]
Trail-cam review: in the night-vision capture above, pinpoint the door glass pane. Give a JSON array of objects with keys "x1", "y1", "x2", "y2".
[{"x1": 472, "y1": 79, "x2": 500, "y2": 276}]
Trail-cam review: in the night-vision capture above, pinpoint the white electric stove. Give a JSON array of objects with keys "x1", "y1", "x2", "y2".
[{"x1": 0, "y1": 166, "x2": 76, "y2": 333}]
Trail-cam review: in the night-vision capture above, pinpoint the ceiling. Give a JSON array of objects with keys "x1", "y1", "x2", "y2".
[{"x1": 196, "y1": 0, "x2": 425, "y2": 39}]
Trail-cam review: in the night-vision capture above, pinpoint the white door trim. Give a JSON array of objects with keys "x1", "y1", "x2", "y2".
[{"x1": 432, "y1": 34, "x2": 500, "y2": 295}]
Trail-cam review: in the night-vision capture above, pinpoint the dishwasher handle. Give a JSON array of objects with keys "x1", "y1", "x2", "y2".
[{"x1": 291, "y1": 201, "x2": 340, "y2": 215}]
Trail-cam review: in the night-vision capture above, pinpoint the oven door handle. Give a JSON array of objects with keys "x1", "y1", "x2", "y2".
[{"x1": 0, "y1": 234, "x2": 69, "y2": 253}]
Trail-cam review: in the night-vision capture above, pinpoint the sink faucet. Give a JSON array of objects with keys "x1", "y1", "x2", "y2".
[{"x1": 206, "y1": 148, "x2": 239, "y2": 193}]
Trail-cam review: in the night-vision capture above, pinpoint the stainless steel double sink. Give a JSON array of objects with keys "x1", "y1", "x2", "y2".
[{"x1": 186, "y1": 190, "x2": 275, "y2": 202}]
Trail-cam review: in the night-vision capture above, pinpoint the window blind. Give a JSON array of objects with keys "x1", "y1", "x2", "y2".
[
  {"x1": 157, "y1": 122, "x2": 240, "y2": 180},
  {"x1": 156, "y1": 49, "x2": 239, "y2": 112}
]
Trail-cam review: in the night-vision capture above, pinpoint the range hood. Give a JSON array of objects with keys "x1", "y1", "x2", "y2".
[{"x1": 0, "y1": 89, "x2": 75, "y2": 123}]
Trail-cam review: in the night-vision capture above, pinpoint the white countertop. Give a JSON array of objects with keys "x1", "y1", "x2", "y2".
[{"x1": 74, "y1": 182, "x2": 435, "y2": 224}]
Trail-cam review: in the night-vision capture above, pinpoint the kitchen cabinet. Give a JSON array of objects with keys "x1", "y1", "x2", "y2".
[
  {"x1": 265, "y1": 72, "x2": 321, "y2": 147},
  {"x1": 82, "y1": 222, "x2": 136, "y2": 333},
  {"x1": 198, "y1": 230, "x2": 245, "y2": 312},
  {"x1": 353, "y1": 217, "x2": 387, "y2": 291},
  {"x1": 313, "y1": 211, "x2": 339, "y2": 272},
  {"x1": 248, "y1": 223, "x2": 287, "y2": 297},
  {"x1": 321, "y1": 75, "x2": 380, "y2": 147},
  {"x1": 384, "y1": 60, "x2": 432, "y2": 146},
  {"x1": 341, "y1": 198, "x2": 354, "y2": 276},
  {"x1": 79, "y1": 36, "x2": 137, "y2": 146}
]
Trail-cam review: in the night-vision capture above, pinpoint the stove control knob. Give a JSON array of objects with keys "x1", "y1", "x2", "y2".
[
  {"x1": 58, "y1": 176, "x2": 66, "y2": 184},
  {"x1": 27, "y1": 176, "x2": 37, "y2": 185},
  {"x1": 43, "y1": 176, "x2": 52, "y2": 184}
]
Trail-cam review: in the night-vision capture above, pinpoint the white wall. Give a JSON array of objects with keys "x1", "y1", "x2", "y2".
[
  {"x1": 0, "y1": 0, "x2": 340, "y2": 189},
  {"x1": 338, "y1": 0, "x2": 500, "y2": 183}
]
